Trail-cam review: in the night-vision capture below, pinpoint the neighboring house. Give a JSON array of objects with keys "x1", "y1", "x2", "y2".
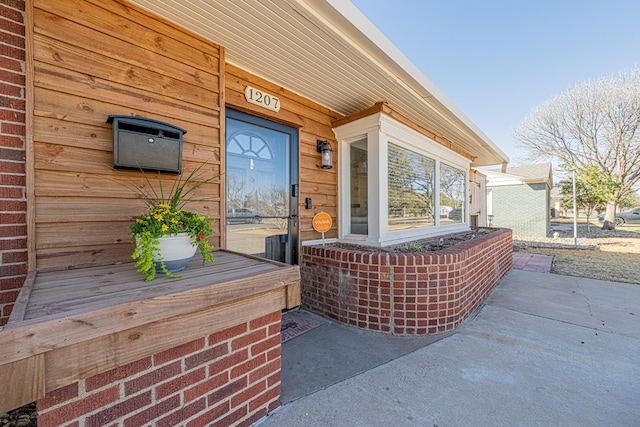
[
  {"x1": 485, "y1": 163, "x2": 553, "y2": 237},
  {"x1": 0, "y1": 0, "x2": 510, "y2": 423}
]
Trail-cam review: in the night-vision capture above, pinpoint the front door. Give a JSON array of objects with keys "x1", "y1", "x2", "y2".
[{"x1": 225, "y1": 109, "x2": 298, "y2": 264}]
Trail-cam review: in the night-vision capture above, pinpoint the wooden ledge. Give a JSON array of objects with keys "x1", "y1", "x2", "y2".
[
  {"x1": 0, "y1": 251, "x2": 300, "y2": 412},
  {"x1": 7, "y1": 271, "x2": 35, "y2": 324}
]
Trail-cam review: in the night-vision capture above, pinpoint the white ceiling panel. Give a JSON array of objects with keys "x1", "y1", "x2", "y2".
[{"x1": 127, "y1": 0, "x2": 509, "y2": 166}]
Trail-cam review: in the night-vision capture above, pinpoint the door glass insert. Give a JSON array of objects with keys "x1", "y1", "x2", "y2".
[{"x1": 225, "y1": 110, "x2": 297, "y2": 263}]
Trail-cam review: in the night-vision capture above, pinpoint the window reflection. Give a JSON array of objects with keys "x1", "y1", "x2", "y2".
[
  {"x1": 440, "y1": 163, "x2": 466, "y2": 224},
  {"x1": 350, "y1": 140, "x2": 368, "y2": 235},
  {"x1": 387, "y1": 143, "x2": 435, "y2": 230}
]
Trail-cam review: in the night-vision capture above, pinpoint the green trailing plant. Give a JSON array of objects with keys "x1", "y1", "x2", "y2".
[{"x1": 115, "y1": 162, "x2": 218, "y2": 281}]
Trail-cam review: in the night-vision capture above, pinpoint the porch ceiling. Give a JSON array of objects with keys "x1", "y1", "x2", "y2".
[{"x1": 127, "y1": 0, "x2": 509, "y2": 167}]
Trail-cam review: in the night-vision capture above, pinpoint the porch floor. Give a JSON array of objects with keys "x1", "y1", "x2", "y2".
[
  {"x1": 0, "y1": 251, "x2": 300, "y2": 413},
  {"x1": 17, "y1": 251, "x2": 296, "y2": 321}
]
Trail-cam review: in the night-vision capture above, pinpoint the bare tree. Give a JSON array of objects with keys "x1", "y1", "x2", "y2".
[
  {"x1": 514, "y1": 67, "x2": 640, "y2": 229},
  {"x1": 439, "y1": 164, "x2": 466, "y2": 209},
  {"x1": 259, "y1": 185, "x2": 289, "y2": 231},
  {"x1": 388, "y1": 143, "x2": 435, "y2": 219},
  {"x1": 226, "y1": 174, "x2": 245, "y2": 210}
]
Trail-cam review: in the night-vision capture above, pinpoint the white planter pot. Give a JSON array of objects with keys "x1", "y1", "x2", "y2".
[{"x1": 154, "y1": 232, "x2": 198, "y2": 273}]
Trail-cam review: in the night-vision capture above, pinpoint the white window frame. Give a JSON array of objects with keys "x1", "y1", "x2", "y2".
[{"x1": 335, "y1": 112, "x2": 470, "y2": 247}]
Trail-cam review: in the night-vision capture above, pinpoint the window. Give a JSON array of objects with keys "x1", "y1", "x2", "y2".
[
  {"x1": 350, "y1": 139, "x2": 368, "y2": 235},
  {"x1": 440, "y1": 163, "x2": 466, "y2": 224},
  {"x1": 335, "y1": 111, "x2": 470, "y2": 246},
  {"x1": 388, "y1": 143, "x2": 435, "y2": 230}
]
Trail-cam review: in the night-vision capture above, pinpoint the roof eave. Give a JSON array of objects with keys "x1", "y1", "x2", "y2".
[
  {"x1": 308, "y1": 0, "x2": 509, "y2": 166},
  {"x1": 127, "y1": 0, "x2": 509, "y2": 167}
]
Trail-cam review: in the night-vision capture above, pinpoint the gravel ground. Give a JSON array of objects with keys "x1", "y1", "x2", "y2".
[
  {"x1": 513, "y1": 223, "x2": 640, "y2": 284},
  {"x1": 514, "y1": 223, "x2": 640, "y2": 249}
]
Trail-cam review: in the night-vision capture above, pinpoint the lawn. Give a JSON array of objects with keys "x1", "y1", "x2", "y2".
[{"x1": 514, "y1": 221, "x2": 640, "y2": 285}]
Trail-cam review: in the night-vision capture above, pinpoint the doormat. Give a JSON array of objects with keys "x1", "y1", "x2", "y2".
[{"x1": 281, "y1": 311, "x2": 323, "y2": 343}]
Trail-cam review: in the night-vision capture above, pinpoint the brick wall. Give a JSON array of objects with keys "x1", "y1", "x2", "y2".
[
  {"x1": 36, "y1": 312, "x2": 283, "y2": 427},
  {"x1": 301, "y1": 228, "x2": 512, "y2": 335},
  {"x1": 490, "y1": 183, "x2": 550, "y2": 237},
  {"x1": 0, "y1": 0, "x2": 27, "y2": 326}
]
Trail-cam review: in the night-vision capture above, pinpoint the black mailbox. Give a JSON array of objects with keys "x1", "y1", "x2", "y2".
[{"x1": 108, "y1": 115, "x2": 186, "y2": 173}]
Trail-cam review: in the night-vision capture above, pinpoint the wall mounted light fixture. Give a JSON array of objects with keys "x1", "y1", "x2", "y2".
[{"x1": 316, "y1": 139, "x2": 333, "y2": 169}]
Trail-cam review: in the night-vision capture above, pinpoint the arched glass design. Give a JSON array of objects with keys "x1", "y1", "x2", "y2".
[{"x1": 227, "y1": 131, "x2": 273, "y2": 159}]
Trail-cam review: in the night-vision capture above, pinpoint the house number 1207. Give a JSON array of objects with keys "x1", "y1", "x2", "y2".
[{"x1": 244, "y1": 86, "x2": 280, "y2": 112}]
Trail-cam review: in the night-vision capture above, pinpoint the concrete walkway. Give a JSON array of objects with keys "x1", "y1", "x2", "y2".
[{"x1": 260, "y1": 270, "x2": 640, "y2": 426}]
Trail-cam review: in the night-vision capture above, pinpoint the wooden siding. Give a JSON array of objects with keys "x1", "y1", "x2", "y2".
[
  {"x1": 225, "y1": 64, "x2": 342, "y2": 249},
  {"x1": 31, "y1": 0, "x2": 343, "y2": 271},
  {"x1": 32, "y1": 0, "x2": 223, "y2": 271}
]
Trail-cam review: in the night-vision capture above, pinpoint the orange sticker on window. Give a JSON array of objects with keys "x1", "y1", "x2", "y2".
[{"x1": 312, "y1": 212, "x2": 332, "y2": 233}]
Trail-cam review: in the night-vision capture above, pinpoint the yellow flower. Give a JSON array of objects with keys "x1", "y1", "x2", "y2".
[
  {"x1": 170, "y1": 218, "x2": 178, "y2": 224},
  {"x1": 154, "y1": 214, "x2": 163, "y2": 221},
  {"x1": 161, "y1": 224, "x2": 169, "y2": 232}
]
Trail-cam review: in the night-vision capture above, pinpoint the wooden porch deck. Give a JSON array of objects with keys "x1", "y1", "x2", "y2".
[{"x1": 0, "y1": 251, "x2": 300, "y2": 412}]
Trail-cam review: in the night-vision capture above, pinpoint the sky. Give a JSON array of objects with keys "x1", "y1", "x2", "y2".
[{"x1": 350, "y1": 0, "x2": 640, "y2": 166}]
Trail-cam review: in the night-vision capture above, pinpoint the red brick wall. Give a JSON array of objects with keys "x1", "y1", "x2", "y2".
[
  {"x1": 0, "y1": 0, "x2": 27, "y2": 326},
  {"x1": 301, "y1": 228, "x2": 512, "y2": 334},
  {"x1": 37, "y1": 312, "x2": 283, "y2": 427}
]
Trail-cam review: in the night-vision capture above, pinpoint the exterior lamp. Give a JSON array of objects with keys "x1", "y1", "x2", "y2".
[{"x1": 316, "y1": 140, "x2": 333, "y2": 169}]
